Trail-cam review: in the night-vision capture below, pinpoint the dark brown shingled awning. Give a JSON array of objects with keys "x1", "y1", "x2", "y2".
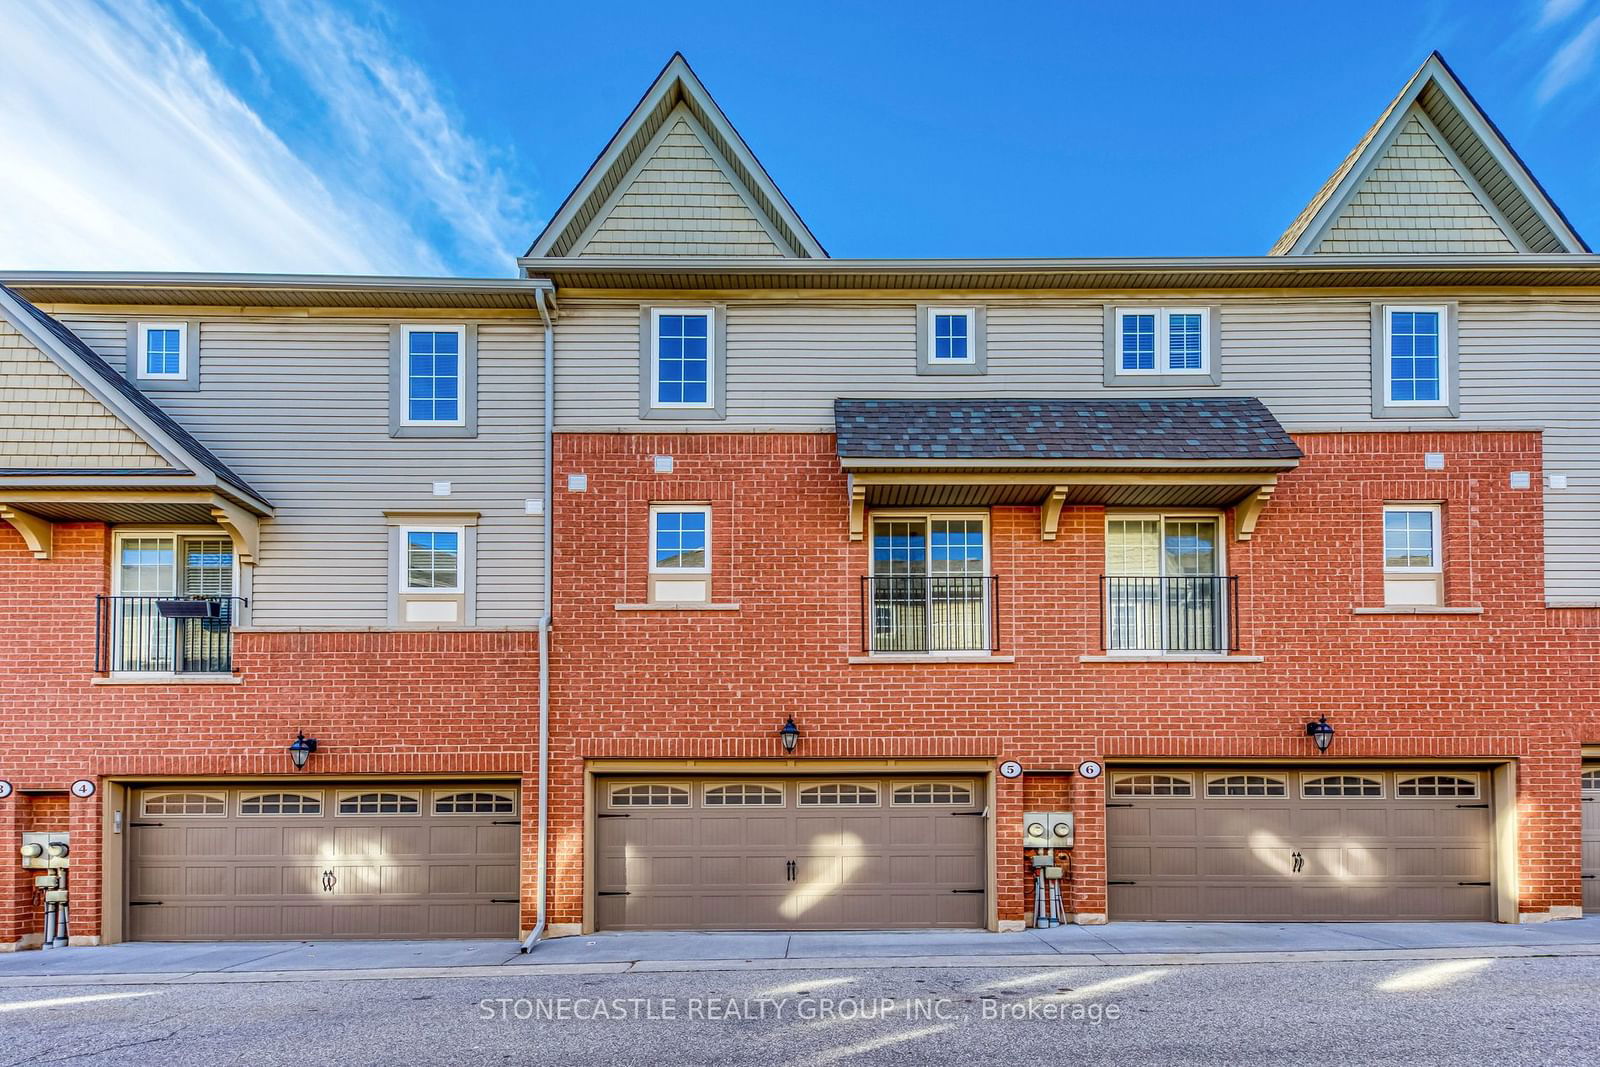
[{"x1": 833, "y1": 398, "x2": 1301, "y2": 541}]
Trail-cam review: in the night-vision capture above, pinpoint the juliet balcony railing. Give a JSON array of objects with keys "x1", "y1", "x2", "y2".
[
  {"x1": 94, "y1": 596, "x2": 247, "y2": 674},
  {"x1": 861, "y1": 576, "x2": 999, "y2": 654},
  {"x1": 1100, "y1": 576, "x2": 1238, "y2": 654}
]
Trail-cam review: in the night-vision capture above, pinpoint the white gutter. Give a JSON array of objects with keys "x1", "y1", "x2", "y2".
[{"x1": 521, "y1": 286, "x2": 557, "y2": 953}]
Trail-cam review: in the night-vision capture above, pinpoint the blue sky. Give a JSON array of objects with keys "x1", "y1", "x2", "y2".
[{"x1": 1, "y1": 0, "x2": 1597, "y2": 275}]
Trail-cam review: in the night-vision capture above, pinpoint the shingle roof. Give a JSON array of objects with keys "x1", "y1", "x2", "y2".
[
  {"x1": 1, "y1": 284, "x2": 268, "y2": 505},
  {"x1": 833, "y1": 397, "x2": 1302, "y2": 463}
]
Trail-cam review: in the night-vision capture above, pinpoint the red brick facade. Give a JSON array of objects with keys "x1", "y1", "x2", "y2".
[
  {"x1": 0, "y1": 522, "x2": 538, "y2": 946},
  {"x1": 550, "y1": 430, "x2": 1600, "y2": 926},
  {"x1": 4, "y1": 429, "x2": 1597, "y2": 944}
]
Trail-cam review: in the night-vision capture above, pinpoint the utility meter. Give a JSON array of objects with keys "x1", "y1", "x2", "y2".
[
  {"x1": 20, "y1": 832, "x2": 68, "y2": 870},
  {"x1": 1049, "y1": 812, "x2": 1075, "y2": 849},
  {"x1": 1023, "y1": 812, "x2": 1050, "y2": 848}
]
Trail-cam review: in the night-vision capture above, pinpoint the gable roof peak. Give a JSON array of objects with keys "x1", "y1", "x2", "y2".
[
  {"x1": 523, "y1": 53, "x2": 826, "y2": 261},
  {"x1": 1271, "y1": 52, "x2": 1587, "y2": 256}
]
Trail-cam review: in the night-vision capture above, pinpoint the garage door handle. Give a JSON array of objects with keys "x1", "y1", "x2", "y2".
[
  {"x1": 1457, "y1": 881, "x2": 1490, "y2": 886},
  {"x1": 491, "y1": 820, "x2": 519, "y2": 825},
  {"x1": 129, "y1": 901, "x2": 163, "y2": 906},
  {"x1": 321, "y1": 869, "x2": 337, "y2": 892},
  {"x1": 490, "y1": 898, "x2": 519, "y2": 904},
  {"x1": 129, "y1": 821, "x2": 163, "y2": 827},
  {"x1": 1106, "y1": 803, "x2": 1134, "y2": 808},
  {"x1": 1455, "y1": 803, "x2": 1489, "y2": 809},
  {"x1": 1108, "y1": 881, "x2": 1137, "y2": 886},
  {"x1": 597, "y1": 813, "x2": 630, "y2": 819},
  {"x1": 1583, "y1": 875, "x2": 1596, "y2": 880},
  {"x1": 597, "y1": 891, "x2": 630, "y2": 897},
  {"x1": 952, "y1": 811, "x2": 985, "y2": 817},
  {"x1": 951, "y1": 889, "x2": 984, "y2": 894}
]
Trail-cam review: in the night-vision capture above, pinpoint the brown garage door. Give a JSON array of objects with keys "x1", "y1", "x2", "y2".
[
  {"x1": 594, "y1": 777, "x2": 985, "y2": 930},
  {"x1": 1584, "y1": 765, "x2": 1600, "y2": 914},
  {"x1": 1107, "y1": 767, "x2": 1493, "y2": 921},
  {"x1": 127, "y1": 783, "x2": 520, "y2": 940}
]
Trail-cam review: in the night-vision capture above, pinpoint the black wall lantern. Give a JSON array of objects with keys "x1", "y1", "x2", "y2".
[
  {"x1": 288, "y1": 731, "x2": 318, "y2": 769},
  {"x1": 778, "y1": 716, "x2": 800, "y2": 753},
  {"x1": 1305, "y1": 716, "x2": 1335, "y2": 753}
]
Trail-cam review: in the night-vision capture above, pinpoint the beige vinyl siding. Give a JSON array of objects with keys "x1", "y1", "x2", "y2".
[
  {"x1": 1314, "y1": 112, "x2": 1518, "y2": 255},
  {"x1": 57, "y1": 313, "x2": 544, "y2": 628},
  {"x1": 554, "y1": 294, "x2": 1600, "y2": 602},
  {"x1": 577, "y1": 117, "x2": 785, "y2": 258},
  {"x1": 0, "y1": 321, "x2": 168, "y2": 468}
]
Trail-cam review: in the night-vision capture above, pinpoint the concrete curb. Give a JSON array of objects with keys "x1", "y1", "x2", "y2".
[{"x1": 2, "y1": 943, "x2": 1598, "y2": 989}]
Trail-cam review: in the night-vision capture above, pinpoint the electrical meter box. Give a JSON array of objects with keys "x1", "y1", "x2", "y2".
[
  {"x1": 20, "y1": 832, "x2": 68, "y2": 870},
  {"x1": 1022, "y1": 812, "x2": 1050, "y2": 848},
  {"x1": 1048, "y1": 812, "x2": 1075, "y2": 849}
]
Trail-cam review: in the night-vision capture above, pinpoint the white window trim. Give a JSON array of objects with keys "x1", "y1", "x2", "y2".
[
  {"x1": 648, "y1": 505, "x2": 712, "y2": 575},
  {"x1": 1382, "y1": 504, "x2": 1443, "y2": 575},
  {"x1": 400, "y1": 324, "x2": 467, "y2": 427},
  {"x1": 702, "y1": 782, "x2": 787, "y2": 807},
  {"x1": 1115, "y1": 307, "x2": 1210, "y2": 375},
  {"x1": 866, "y1": 510, "x2": 992, "y2": 579},
  {"x1": 1383, "y1": 305, "x2": 1450, "y2": 408},
  {"x1": 1104, "y1": 511, "x2": 1228, "y2": 577},
  {"x1": 334, "y1": 790, "x2": 423, "y2": 817},
  {"x1": 238, "y1": 791, "x2": 325, "y2": 817},
  {"x1": 649, "y1": 306, "x2": 716, "y2": 410},
  {"x1": 141, "y1": 790, "x2": 227, "y2": 817},
  {"x1": 1395, "y1": 774, "x2": 1479, "y2": 799},
  {"x1": 608, "y1": 782, "x2": 693, "y2": 807},
  {"x1": 889, "y1": 780, "x2": 977, "y2": 806},
  {"x1": 1204, "y1": 773, "x2": 1289, "y2": 797},
  {"x1": 797, "y1": 782, "x2": 882, "y2": 807},
  {"x1": 1300, "y1": 774, "x2": 1386, "y2": 800},
  {"x1": 400, "y1": 525, "x2": 465, "y2": 593},
  {"x1": 110, "y1": 528, "x2": 241, "y2": 597},
  {"x1": 926, "y1": 306, "x2": 976, "y2": 364},
  {"x1": 1111, "y1": 772, "x2": 1195, "y2": 798},
  {"x1": 135, "y1": 322, "x2": 188, "y2": 380},
  {"x1": 431, "y1": 789, "x2": 517, "y2": 816}
]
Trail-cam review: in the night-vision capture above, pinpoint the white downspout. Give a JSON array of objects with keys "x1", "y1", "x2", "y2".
[{"x1": 521, "y1": 284, "x2": 555, "y2": 952}]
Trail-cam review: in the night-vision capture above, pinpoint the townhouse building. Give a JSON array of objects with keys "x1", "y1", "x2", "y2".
[{"x1": 1, "y1": 53, "x2": 1598, "y2": 947}]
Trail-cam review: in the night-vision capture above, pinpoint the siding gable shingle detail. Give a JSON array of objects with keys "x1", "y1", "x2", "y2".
[
  {"x1": 0, "y1": 321, "x2": 170, "y2": 469},
  {"x1": 577, "y1": 115, "x2": 785, "y2": 258},
  {"x1": 1314, "y1": 112, "x2": 1517, "y2": 254}
]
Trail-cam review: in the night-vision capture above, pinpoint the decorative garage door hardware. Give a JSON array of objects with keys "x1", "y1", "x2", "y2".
[
  {"x1": 594, "y1": 776, "x2": 984, "y2": 931},
  {"x1": 1106, "y1": 766, "x2": 1493, "y2": 921},
  {"x1": 126, "y1": 783, "x2": 519, "y2": 940}
]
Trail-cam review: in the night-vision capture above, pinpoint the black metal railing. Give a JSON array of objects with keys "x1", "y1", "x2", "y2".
[
  {"x1": 861, "y1": 576, "x2": 998, "y2": 654},
  {"x1": 94, "y1": 596, "x2": 246, "y2": 674},
  {"x1": 1101, "y1": 576, "x2": 1237, "y2": 654}
]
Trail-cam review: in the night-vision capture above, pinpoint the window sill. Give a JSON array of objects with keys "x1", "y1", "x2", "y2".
[
  {"x1": 1351, "y1": 606, "x2": 1484, "y2": 615},
  {"x1": 1079, "y1": 654, "x2": 1264, "y2": 664},
  {"x1": 93, "y1": 674, "x2": 243, "y2": 686},
  {"x1": 847, "y1": 654, "x2": 1015, "y2": 664},
  {"x1": 614, "y1": 602, "x2": 741, "y2": 612}
]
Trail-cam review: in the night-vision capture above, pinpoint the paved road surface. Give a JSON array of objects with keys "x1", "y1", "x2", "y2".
[{"x1": 0, "y1": 955, "x2": 1591, "y2": 1066}]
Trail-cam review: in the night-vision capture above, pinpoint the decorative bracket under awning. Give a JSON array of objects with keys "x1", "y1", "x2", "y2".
[
  {"x1": 0, "y1": 489, "x2": 267, "y2": 564},
  {"x1": 843, "y1": 469, "x2": 1289, "y2": 542}
]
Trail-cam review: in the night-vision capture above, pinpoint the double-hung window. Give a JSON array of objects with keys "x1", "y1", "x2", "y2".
[
  {"x1": 1382, "y1": 504, "x2": 1442, "y2": 606},
  {"x1": 1384, "y1": 307, "x2": 1446, "y2": 407},
  {"x1": 402, "y1": 326, "x2": 465, "y2": 426},
  {"x1": 649, "y1": 504, "x2": 711, "y2": 603},
  {"x1": 404, "y1": 528, "x2": 462, "y2": 594},
  {"x1": 651, "y1": 309, "x2": 713, "y2": 409},
  {"x1": 867, "y1": 514, "x2": 991, "y2": 654},
  {"x1": 1373, "y1": 304, "x2": 1454, "y2": 417},
  {"x1": 386, "y1": 512, "x2": 475, "y2": 625},
  {"x1": 1104, "y1": 515, "x2": 1230, "y2": 653}
]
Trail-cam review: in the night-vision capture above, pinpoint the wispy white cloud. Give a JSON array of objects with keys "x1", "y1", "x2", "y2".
[
  {"x1": 1537, "y1": 13, "x2": 1600, "y2": 101},
  {"x1": 0, "y1": 0, "x2": 530, "y2": 275},
  {"x1": 253, "y1": 0, "x2": 534, "y2": 273},
  {"x1": 1537, "y1": 0, "x2": 1586, "y2": 28}
]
